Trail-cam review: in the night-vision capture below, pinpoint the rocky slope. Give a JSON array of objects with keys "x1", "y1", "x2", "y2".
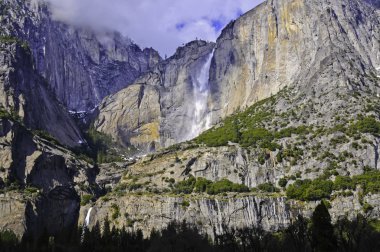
[
  {"x1": 0, "y1": 0, "x2": 161, "y2": 111},
  {"x1": 0, "y1": 116, "x2": 96, "y2": 238},
  {"x1": 82, "y1": 0, "x2": 380, "y2": 237},
  {"x1": 94, "y1": 40, "x2": 215, "y2": 151}
]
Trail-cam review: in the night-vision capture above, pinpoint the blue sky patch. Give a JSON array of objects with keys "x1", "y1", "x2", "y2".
[
  {"x1": 176, "y1": 22, "x2": 186, "y2": 31},
  {"x1": 211, "y1": 19, "x2": 224, "y2": 31}
]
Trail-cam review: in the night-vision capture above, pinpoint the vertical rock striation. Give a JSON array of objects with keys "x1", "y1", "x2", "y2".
[
  {"x1": 1, "y1": 0, "x2": 161, "y2": 111},
  {"x1": 209, "y1": 0, "x2": 380, "y2": 119},
  {"x1": 84, "y1": 195, "x2": 294, "y2": 238},
  {"x1": 0, "y1": 41, "x2": 84, "y2": 147}
]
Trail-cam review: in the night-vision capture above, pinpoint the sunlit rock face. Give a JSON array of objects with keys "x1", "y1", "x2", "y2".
[
  {"x1": 1, "y1": 0, "x2": 161, "y2": 112},
  {"x1": 94, "y1": 40, "x2": 216, "y2": 152},
  {"x1": 209, "y1": 0, "x2": 380, "y2": 120}
]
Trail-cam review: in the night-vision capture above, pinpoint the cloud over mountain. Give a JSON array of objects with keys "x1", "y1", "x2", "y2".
[{"x1": 42, "y1": 0, "x2": 263, "y2": 56}]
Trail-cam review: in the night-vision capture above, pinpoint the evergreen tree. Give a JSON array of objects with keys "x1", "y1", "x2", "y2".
[
  {"x1": 284, "y1": 215, "x2": 311, "y2": 252},
  {"x1": 102, "y1": 216, "x2": 111, "y2": 246},
  {"x1": 311, "y1": 202, "x2": 337, "y2": 252}
]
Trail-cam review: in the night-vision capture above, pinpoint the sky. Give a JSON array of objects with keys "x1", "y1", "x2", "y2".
[{"x1": 42, "y1": 0, "x2": 264, "y2": 56}]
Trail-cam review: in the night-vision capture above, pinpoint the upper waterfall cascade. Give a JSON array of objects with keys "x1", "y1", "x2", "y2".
[{"x1": 186, "y1": 50, "x2": 214, "y2": 140}]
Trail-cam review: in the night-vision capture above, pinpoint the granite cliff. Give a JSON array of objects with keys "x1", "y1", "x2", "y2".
[
  {"x1": 1, "y1": 0, "x2": 380, "y2": 243},
  {"x1": 209, "y1": 0, "x2": 380, "y2": 118},
  {"x1": 1, "y1": 0, "x2": 161, "y2": 112},
  {"x1": 94, "y1": 40, "x2": 215, "y2": 152},
  {"x1": 84, "y1": 0, "x2": 380, "y2": 237},
  {"x1": 94, "y1": 0, "x2": 380, "y2": 153}
]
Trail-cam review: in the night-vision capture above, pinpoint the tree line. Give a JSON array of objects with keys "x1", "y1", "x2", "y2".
[{"x1": 1, "y1": 202, "x2": 380, "y2": 251}]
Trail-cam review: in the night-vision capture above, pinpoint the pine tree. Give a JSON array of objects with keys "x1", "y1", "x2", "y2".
[
  {"x1": 102, "y1": 216, "x2": 111, "y2": 245},
  {"x1": 311, "y1": 202, "x2": 337, "y2": 252}
]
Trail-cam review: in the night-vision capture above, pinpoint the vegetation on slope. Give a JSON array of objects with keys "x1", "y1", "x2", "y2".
[
  {"x1": 195, "y1": 95, "x2": 380, "y2": 150},
  {"x1": 286, "y1": 170, "x2": 380, "y2": 201},
  {"x1": 173, "y1": 176, "x2": 249, "y2": 195}
]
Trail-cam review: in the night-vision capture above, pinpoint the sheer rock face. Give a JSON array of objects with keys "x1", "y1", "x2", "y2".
[
  {"x1": 1, "y1": 0, "x2": 161, "y2": 111},
  {"x1": 209, "y1": 0, "x2": 380, "y2": 119},
  {"x1": 94, "y1": 40, "x2": 215, "y2": 152},
  {"x1": 81, "y1": 192, "x2": 380, "y2": 238},
  {"x1": 0, "y1": 42, "x2": 84, "y2": 147},
  {"x1": 0, "y1": 118, "x2": 96, "y2": 238},
  {"x1": 82, "y1": 195, "x2": 294, "y2": 238}
]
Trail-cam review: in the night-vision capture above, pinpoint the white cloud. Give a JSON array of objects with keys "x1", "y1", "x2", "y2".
[{"x1": 42, "y1": 0, "x2": 264, "y2": 56}]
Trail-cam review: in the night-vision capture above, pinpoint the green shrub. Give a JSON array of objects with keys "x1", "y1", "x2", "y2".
[
  {"x1": 275, "y1": 126, "x2": 311, "y2": 139},
  {"x1": 363, "y1": 202, "x2": 374, "y2": 213},
  {"x1": 0, "y1": 229, "x2": 18, "y2": 248},
  {"x1": 0, "y1": 35, "x2": 18, "y2": 44},
  {"x1": 286, "y1": 179, "x2": 334, "y2": 201},
  {"x1": 33, "y1": 130, "x2": 61, "y2": 146},
  {"x1": 111, "y1": 204, "x2": 120, "y2": 220},
  {"x1": 258, "y1": 154, "x2": 266, "y2": 165},
  {"x1": 257, "y1": 183, "x2": 280, "y2": 193},
  {"x1": 24, "y1": 186, "x2": 39, "y2": 194},
  {"x1": 127, "y1": 183, "x2": 143, "y2": 191},
  {"x1": 81, "y1": 128, "x2": 125, "y2": 164},
  {"x1": 195, "y1": 92, "x2": 309, "y2": 148},
  {"x1": 286, "y1": 170, "x2": 380, "y2": 201},
  {"x1": 352, "y1": 116, "x2": 380, "y2": 135},
  {"x1": 172, "y1": 177, "x2": 249, "y2": 195},
  {"x1": 333, "y1": 176, "x2": 354, "y2": 191},
  {"x1": 353, "y1": 171, "x2": 380, "y2": 194},
  {"x1": 330, "y1": 135, "x2": 349, "y2": 146},
  {"x1": 181, "y1": 200, "x2": 190, "y2": 208},
  {"x1": 206, "y1": 179, "x2": 249, "y2": 195},
  {"x1": 172, "y1": 176, "x2": 196, "y2": 194},
  {"x1": 194, "y1": 177, "x2": 212, "y2": 193},
  {"x1": 278, "y1": 178, "x2": 288, "y2": 188},
  {"x1": 81, "y1": 194, "x2": 93, "y2": 206},
  {"x1": 168, "y1": 178, "x2": 175, "y2": 184}
]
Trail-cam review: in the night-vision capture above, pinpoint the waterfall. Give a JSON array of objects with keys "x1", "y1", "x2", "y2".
[
  {"x1": 81, "y1": 207, "x2": 93, "y2": 243},
  {"x1": 186, "y1": 50, "x2": 214, "y2": 140},
  {"x1": 85, "y1": 207, "x2": 93, "y2": 226}
]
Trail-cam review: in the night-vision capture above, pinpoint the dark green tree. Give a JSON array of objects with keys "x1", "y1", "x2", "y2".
[{"x1": 311, "y1": 202, "x2": 337, "y2": 252}]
